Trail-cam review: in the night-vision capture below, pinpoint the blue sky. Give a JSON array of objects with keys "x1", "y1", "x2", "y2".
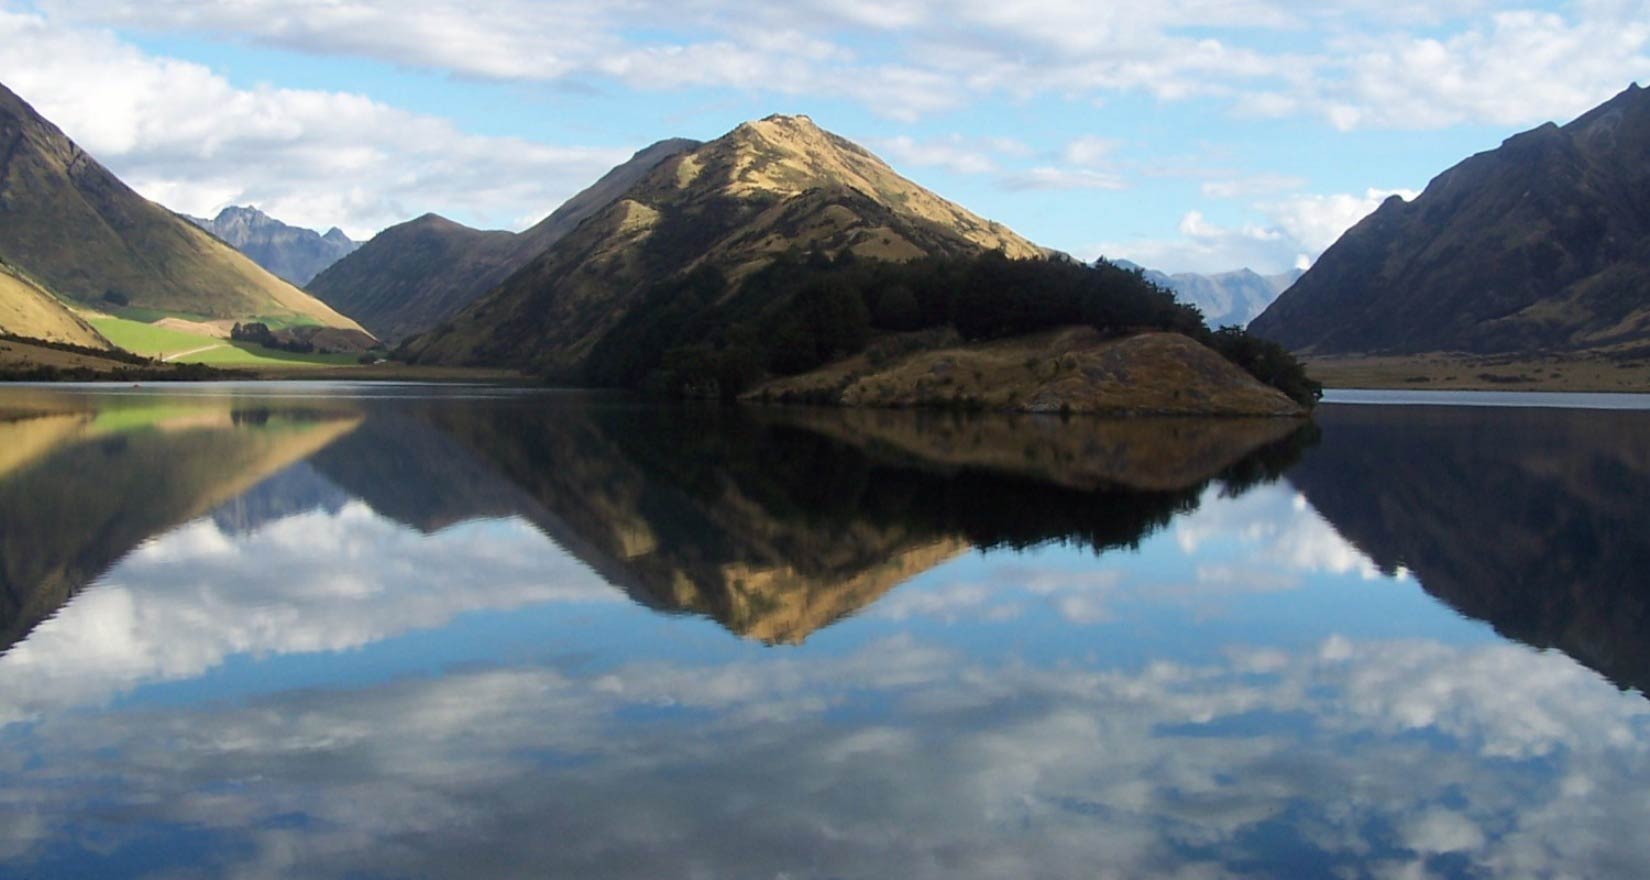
[{"x1": 2, "y1": 0, "x2": 1647, "y2": 272}]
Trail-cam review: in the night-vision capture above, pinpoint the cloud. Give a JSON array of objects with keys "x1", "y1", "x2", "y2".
[
  {"x1": 1091, "y1": 186, "x2": 1418, "y2": 273},
  {"x1": 1200, "y1": 173, "x2": 1307, "y2": 199},
  {"x1": 41, "y1": 0, "x2": 1650, "y2": 133},
  {"x1": 0, "y1": 9, "x2": 631, "y2": 238},
  {"x1": 999, "y1": 167, "x2": 1128, "y2": 191},
  {"x1": 872, "y1": 134, "x2": 1011, "y2": 175},
  {"x1": 1318, "y1": 5, "x2": 1650, "y2": 131}
]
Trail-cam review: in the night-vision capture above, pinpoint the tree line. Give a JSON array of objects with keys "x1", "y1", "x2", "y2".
[{"x1": 584, "y1": 249, "x2": 1322, "y2": 406}]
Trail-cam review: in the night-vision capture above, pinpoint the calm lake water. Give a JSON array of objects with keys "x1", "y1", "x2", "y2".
[{"x1": 0, "y1": 384, "x2": 1646, "y2": 879}]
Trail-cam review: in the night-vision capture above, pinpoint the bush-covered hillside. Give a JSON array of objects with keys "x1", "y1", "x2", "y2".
[{"x1": 584, "y1": 250, "x2": 1321, "y2": 406}]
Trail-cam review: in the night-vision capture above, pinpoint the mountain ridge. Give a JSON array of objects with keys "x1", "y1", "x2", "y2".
[
  {"x1": 1117, "y1": 261, "x2": 1300, "y2": 327},
  {"x1": 404, "y1": 114, "x2": 1045, "y2": 373},
  {"x1": 187, "y1": 205, "x2": 359, "y2": 286},
  {"x1": 1250, "y1": 83, "x2": 1650, "y2": 356},
  {"x1": 307, "y1": 138, "x2": 703, "y2": 343},
  {"x1": 0, "y1": 81, "x2": 366, "y2": 332}
]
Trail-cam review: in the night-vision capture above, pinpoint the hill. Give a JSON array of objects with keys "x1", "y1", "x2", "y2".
[
  {"x1": 1119, "y1": 261, "x2": 1300, "y2": 328},
  {"x1": 403, "y1": 115, "x2": 1043, "y2": 372},
  {"x1": 187, "y1": 206, "x2": 359, "y2": 285},
  {"x1": 306, "y1": 138, "x2": 701, "y2": 343},
  {"x1": 750, "y1": 328, "x2": 1305, "y2": 416},
  {"x1": 1250, "y1": 83, "x2": 1650, "y2": 356},
  {"x1": 0, "y1": 82, "x2": 365, "y2": 332},
  {"x1": 0, "y1": 259, "x2": 109, "y2": 349}
]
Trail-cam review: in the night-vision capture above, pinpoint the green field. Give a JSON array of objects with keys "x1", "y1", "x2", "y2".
[{"x1": 88, "y1": 316, "x2": 360, "y2": 368}]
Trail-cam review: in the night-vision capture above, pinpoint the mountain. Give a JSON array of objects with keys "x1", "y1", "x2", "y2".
[
  {"x1": 187, "y1": 206, "x2": 358, "y2": 286},
  {"x1": 1250, "y1": 83, "x2": 1650, "y2": 356},
  {"x1": 306, "y1": 138, "x2": 702, "y2": 343},
  {"x1": 0, "y1": 82, "x2": 365, "y2": 331},
  {"x1": 404, "y1": 115, "x2": 1043, "y2": 372},
  {"x1": 1118, "y1": 261, "x2": 1300, "y2": 328},
  {"x1": 0, "y1": 258, "x2": 109, "y2": 348}
]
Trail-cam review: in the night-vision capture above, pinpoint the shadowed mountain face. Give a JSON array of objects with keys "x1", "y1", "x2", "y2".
[
  {"x1": 187, "y1": 206, "x2": 359, "y2": 286},
  {"x1": 1251, "y1": 83, "x2": 1650, "y2": 356},
  {"x1": 1287, "y1": 404, "x2": 1650, "y2": 694},
  {"x1": 0, "y1": 82, "x2": 365, "y2": 330},
  {"x1": 306, "y1": 139, "x2": 701, "y2": 343},
  {"x1": 406, "y1": 115, "x2": 1044, "y2": 373}
]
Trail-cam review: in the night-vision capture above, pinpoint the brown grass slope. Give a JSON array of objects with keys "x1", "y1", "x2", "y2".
[
  {"x1": 750, "y1": 328, "x2": 1305, "y2": 417},
  {"x1": 307, "y1": 139, "x2": 701, "y2": 343},
  {"x1": 1251, "y1": 82, "x2": 1650, "y2": 356},
  {"x1": 0, "y1": 82, "x2": 364, "y2": 331},
  {"x1": 0, "y1": 259, "x2": 109, "y2": 348},
  {"x1": 405, "y1": 115, "x2": 1044, "y2": 373}
]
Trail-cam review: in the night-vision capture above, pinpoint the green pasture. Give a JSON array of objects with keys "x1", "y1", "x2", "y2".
[{"x1": 88, "y1": 315, "x2": 360, "y2": 368}]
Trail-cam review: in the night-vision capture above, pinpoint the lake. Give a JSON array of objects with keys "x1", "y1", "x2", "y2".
[{"x1": 0, "y1": 384, "x2": 1646, "y2": 879}]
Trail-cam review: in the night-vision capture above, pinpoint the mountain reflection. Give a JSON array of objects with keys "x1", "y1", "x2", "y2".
[
  {"x1": 322, "y1": 398, "x2": 1315, "y2": 643},
  {"x1": 1288, "y1": 405, "x2": 1650, "y2": 695},
  {"x1": 0, "y1": 390, "x2": 1312, "y2": 652},
  {"x1": 0, "y1": 390, "x2": 361, "y2": 651},
  {"x1": 3, "y1": 388, "x2": 1650, "y2": 878}
]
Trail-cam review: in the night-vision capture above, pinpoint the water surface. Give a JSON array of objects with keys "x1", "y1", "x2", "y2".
[{"x1": 0, "y1": 385, "x2": 1646, "y2": 878}]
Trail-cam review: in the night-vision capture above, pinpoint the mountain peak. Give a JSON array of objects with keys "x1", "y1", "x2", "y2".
[{"x1": 407, "y1": 116, "x2": 1044, "y2": 371}]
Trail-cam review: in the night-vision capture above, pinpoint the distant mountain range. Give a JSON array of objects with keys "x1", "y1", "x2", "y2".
[
  {"x1": 404, "y1": 114, "x2": 1044, "y2": 372},
  {"x1": 186, "y1": 206, "x2": 358, "y2": 286},
  {"x1": 0, "y1": 82, "x2": 364, "y2": 333},
  {"x1": 1117, "y1": 261, "x2": 1301, "y2": 328},
  {"x1": 307, "y1": 138, "x2": 702, "y2": 343},
  {"x1": 1252, "y1": 83, "x2": 1650, "y2": 356}
]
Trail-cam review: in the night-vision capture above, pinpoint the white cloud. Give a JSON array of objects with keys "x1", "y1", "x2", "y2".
[
  {"x1": 1061, "y1": 135, "x2": 1120, "y2": 166},
  {"x1": 1320, "y1": 5, "x2": 1650, "y2": 130},
  {"x1": 1091, "y1": 186, "x2": 1417, "y2": 273},
  {"x1": 0, "y1": 9, "x2": 631, "y2": 238},
  {"x1": 1200, "y1": 173, "x2": 1307, "y2": 199},
  {"x1": 873, "y1": 134, "x2": 1005, "y2": 175},
  {"x1": 23, "y1": 0, "x2": 1650, "y2": 137},
  {"x1": 1000, "y1": 167, "x2": 1128, "y2": 191}
]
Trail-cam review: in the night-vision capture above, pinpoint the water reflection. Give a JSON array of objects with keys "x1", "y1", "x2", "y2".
[
  {"x1": 0, "y1": 391, "x2": 1315, "y2": 651},
  {"x1": 1289, "y1": 405, "x2": 1650, "y2": 695},
  {"x1": 0, "y1": 387, "x2": 1647, "y2": 878}
]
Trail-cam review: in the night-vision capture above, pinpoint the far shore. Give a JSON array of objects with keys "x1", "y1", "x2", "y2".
[{"x1": 1306, "y1": 351, "x2": 1650, "y2": 394}]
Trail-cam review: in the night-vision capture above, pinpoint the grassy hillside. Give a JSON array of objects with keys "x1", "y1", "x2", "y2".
[
  {"x1": 307, "y1": 139, "x2": 701, "y2": 343},
  {"x1": 0, "y1": 261, "x2": 109, "y2": 349},
  {"x1": 750, "y1": 328, "x2": 1306, "y2": 417},
  {"x1": 0, "y1": 82, "x2": 367, "y2": 333},
  {"x1": 87, "y1": 314, "x2": 361, "y2": 367},
  {"x1": 405, "y1": 115, "x2": 1044, "y2": 373}
]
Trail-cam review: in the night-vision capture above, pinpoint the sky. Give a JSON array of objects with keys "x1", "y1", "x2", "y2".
[{"x1": 1, "y1": 1, "x2": 1646, "y2": 274}]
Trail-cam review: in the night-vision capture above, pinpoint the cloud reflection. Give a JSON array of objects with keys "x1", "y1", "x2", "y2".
[
  {"x1": 0, "y1": 501, "x2": 616, "y2": 725},
  {"x1": 1, "y1": 631, "x2": 1645, "y2": 878}
]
